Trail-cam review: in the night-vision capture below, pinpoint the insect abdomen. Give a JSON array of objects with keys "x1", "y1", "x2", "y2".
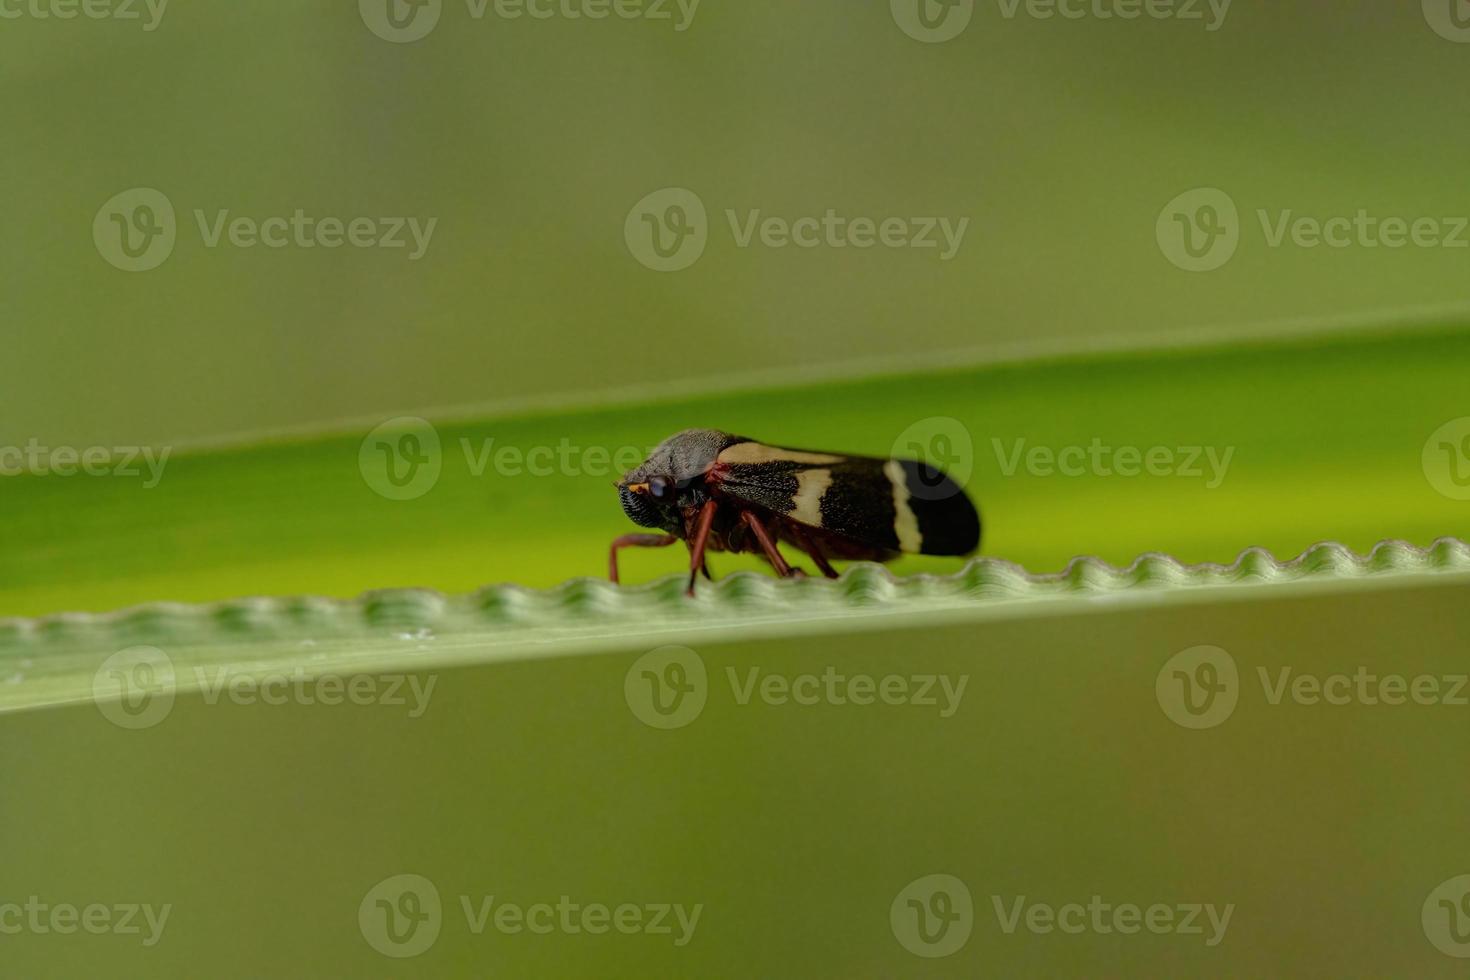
[
  {"x1": 818, "y1": 459, "x2": 979, "y2": 556},
  {"x1": 885, "y1": 459, "x2": 981, "y2": 556}
]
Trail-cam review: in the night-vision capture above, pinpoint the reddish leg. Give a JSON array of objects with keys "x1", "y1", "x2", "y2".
[
  {"x1": 739, "y1": 510, "x2": 801, "y2": 577},
  {"x1": 792, "y1": 525, "x2": 839, "y2": 579},
  {"x1": 609, "y1": 533, "x2": 677, "y2": 584},
  {"x1": 686, "y1": 499, "x2": 720, "y2": 595}
]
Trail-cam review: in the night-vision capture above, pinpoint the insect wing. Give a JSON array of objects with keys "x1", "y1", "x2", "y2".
[{"x1": 711, "y1": 442, "x2": 980, "y2": 556}]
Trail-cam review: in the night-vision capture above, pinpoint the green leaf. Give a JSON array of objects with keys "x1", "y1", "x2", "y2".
[{"x1": 4, "y1": 325, "x2": 1467, "y2": 617}]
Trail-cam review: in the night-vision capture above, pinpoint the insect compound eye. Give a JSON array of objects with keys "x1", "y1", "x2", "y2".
[{"x1": 647, "y1": 476, "x2": 673, "y2": 500}]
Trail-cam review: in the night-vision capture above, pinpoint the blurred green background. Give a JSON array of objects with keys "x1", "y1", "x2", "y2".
[
  {"x1": 4, "y1": 574, "x2": 1470, "y2": 977},
  {"x1": 5, "y1": 3, "x2": 1470, "y2": 978},
  {"x1": 5, "y1": 1, "x2": 1470, "y2": 451}
]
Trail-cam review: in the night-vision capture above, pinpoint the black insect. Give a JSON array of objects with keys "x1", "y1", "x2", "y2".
[{"x1": 610, "y1": 429, "x2": 981, "y2": 594}]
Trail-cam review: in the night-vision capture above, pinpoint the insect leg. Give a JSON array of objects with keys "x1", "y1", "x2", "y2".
[
  {"x1": 792, "y1": 525, "x2": 839, "y2": 579},
  {"x1": 686, "y1": 499, "x2": 720, "y2": 595},
  {"x1": 608, "y1": 533, "x2": 677, "y2": 584},
  {"x1": 738, "y1": 510, "x2": 797, "y2": 578}
]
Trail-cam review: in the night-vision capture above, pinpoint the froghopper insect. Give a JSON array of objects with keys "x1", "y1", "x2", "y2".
[{"x1": 611, "y1": 429, "x2": 981, "y2": 594}]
